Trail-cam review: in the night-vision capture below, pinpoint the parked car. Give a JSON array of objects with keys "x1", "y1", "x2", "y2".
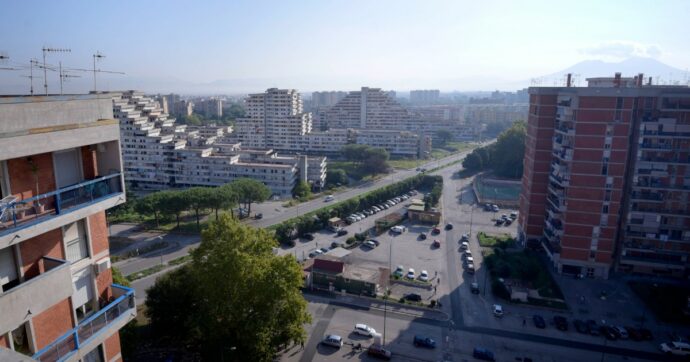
[
  {"x1": 464, "y1": 250, "x2": 473, "y2": 258},
  {"x1": 586, "y1": 320, "x2": 601, "y2": 336},
  {"x1": 638, "y1": 328, "x2": 653, "y2": 340},
  {"x1": 391, "y1": 225, "x2": 406, "y2": 233},
  {"x1": 533, "y1": 315, "x2": 546, "y2": 329},
  {"x1": 320, "y1": 247, "x2": 329, "y2": 254},
  {"x1": 393, "y1": 265, "x2": 405, "y2": 277},
  {"x1": 626, "y1": 326, "x2": 643, "y2": 341},
  {"x1": 553, "y1": 316, "x2": 568, "y2": 331},
  {"x1": 406, "y1": 268, "x2": 415, "y2": 279},
  {"x1": 470, "y1": 282, "x2": 480, "y2": 294},
  {"x1": 431, "y1": 227, "x2": 441, "y2": 235},
  {"x1": 354, "y1": 324, "x2": 377, "y2": 337},
  {"x1": 484, "y1": 203, "x2": 493, "y2": 211},
  {"x1": 419, "y1": 270, "x2": 429, "y2": 282},
  {"x1": 337, "y1": 229, "x2": 348, "y2": 236},
  {"x1": 445, "y1": 223, "x2": 453, "y2": 230},
  {"x1": 321, "y1": 334, "x2": 343, "y2": 348},
  {"x1": 331, "y1": 241, "x2": 343, "y2": 249},
  {"x1": 465, "y1": 256, "x2": 474, "y2": 265},
  {"x1": 461, "y1": 233, "x2": 469, "y2": 241},
  {"x1": 254, "y1": 213, "x2": 263, "y2": 219},
  {"x1": 510, "y1": 211, "x2": 518, "y2": 219},
  {"x1": 308, "y1": 251, "x2": 318, "y2": 258},
  {"x1": 495, "y1": 219, "x2": 505, "y2": 226},
  {"x1": 432, "y1": 239, "x2": 441, "y2": 248},
  {"x1": 369, "y1": 239, "x2": 380, "y2": 246},
  {"x1": 501, "y1": 214, "x2": 508, "y2": 220},
  {"x1": 492, "y1": 204, "x2": 499, "y2": 212},
  {"x1": 367, "y1": 344, "x2": 392, "y2": 360},
  {"x1": 364, "y1": 209, "x2": 373, "y2": 216},
  {"x1": 364, "y1": 240, "x2": 377, "y2": 248},
  {"x1": 504, "y1": 219, "x2": 513, "y2": 226},
  {"x1": 324, "y1": 195, "x2": 335, "y2": 202},
  {"x1": 303, "y1": 233, "x2": 315, "y2": 241},
  {"x1": 601, "y1": 326, "x2": 618, "y2": 340},
  {"x1": 574, "y1": 319, "x2": 589, "y2": 334},
  {"x1": 460, "y1": 241, "x2": 469, "y2": 250},
  {"x1": 473, "y1": 347, "x2": 496, "y2": 361},
  {"x1": 413, "y1": 335, "x2": 436, "y2": 348},
  {"x1": 404, "y1": 293, "x2": 422, "y2": 302},
  {"x1": 613, "y1": 326, "x2": 629, "y2": 339},
  {"x1": 493, "y1": 304, "x2": 504, "y2": 317},
  {"x1": 466, "y1": 263, "x2": 475, "y2": 273},
  {"x1": 660, "y1": 341, "x2": 690, "y2": 356}
]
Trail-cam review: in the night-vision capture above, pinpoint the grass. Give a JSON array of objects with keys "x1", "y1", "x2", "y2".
[
  {"x1": 431, "y1": 141, "x2": 474, "y2": 159},
  {"x1": 169, "y1": 254, "x2": 193, "y2": 266},
  {"x1": 485, "y1": 249, "x2": 565, "y2": 303},
  {"x1": 329, "y1": 161, "x2": 376, "y2": 181},
  {"x1": 389, "y1": 158, "x2": 422, "y2": 169},
  {"x1": 126, "y1": 264, "x2": 167, "y2": 282},
  {"x1": 477, "y1": 231, "x2": 515, "y2": 248},
  {"x1": 628, "y1": 281, "x2": 690, "y2": 325}
]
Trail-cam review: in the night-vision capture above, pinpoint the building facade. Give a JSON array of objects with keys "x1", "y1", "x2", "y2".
[
  {"x1": 0, "y1": 95, "x2": 135, "y2": 361},
  {"x1": 518, "y1": 73, "x2": 690, "y2": 279},
  {"x1": 410, "y1": 89, "x2": 440, "y2": 104}
]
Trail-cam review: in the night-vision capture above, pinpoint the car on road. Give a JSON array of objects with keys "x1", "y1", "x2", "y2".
[
  {"x1": 493, "y1": 304, "x2": 504, "y2": 317},
  {"x1": 574, "y1": 320, "x2": 589, "y2": 334},
  {"x1": 419, "y1": 270, "x2": 429, "y2": 282},
  {"x1": 613, "y1": 326, "x2": 628, "y2": 339},
  {"x1": 533, "y1": 315, "x2": 546, "y2": 329},
  {"x1": 406, "y1": 268, "x2": 415, "y2": 279},
  {"x1": 553, "y1": 316, "x2": 568, "y2": 331},
  {"x1": 432, "y1": 239, "x2": 441, "y2": 248},
  {"x1": 404, "y1": 293, "x2": 422, "y2": 302},
  {"x1": 324, "y1": 195, "x2": 335, "y2": 202},
  {"x1": 473, "y1": 347, "x2": 496, "y2": 361},
  {"x1": 394, "y1": 265, "x2": 405, "y2": 277},
  {"x1": 354, "y1": 324, "x2": 378, "y2": 337},
  {"x1": 445, "y1": 223, "x2": 453, "y2": 230},
  {"x1": 337, "y1": 229, "x2": 349, "y2": 236},
  {"x1": 470, "y1": 282, "x2": 480, "y2": 294},
  {"x1": 367, "y1": 344, "x2": 392, "y2": 360},
  {"x1": 431, "y1": 227, "x2": 441, "y2": 235},
  {"x1": 391, "y1": 225, "x2": 406, "y2": 233},
  {"x1": 466, "y1": 263, "x2": 475, "y2": 273},
  {"x1": 460, "y1": 241, "x2": 469, "y2": 250},
  {"x1": 660, "y1": 341, "x2": 690, "y2": 356},
  {"x1": 419, "y1": 232, "x2": 427, "y2": 240},
  {"x1": 413, "y1": 335, "x2": 436, "y2": 348},
  {"x1": 364, "y1": 240, "x2": 377, "y2": 249},
  {"x1": 321, "y1": 334, "x2": 343, "y2": 348}
]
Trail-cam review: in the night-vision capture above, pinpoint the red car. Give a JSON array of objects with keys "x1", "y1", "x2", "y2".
[
  {"x1": 367, "y1": 345, "x2": 392, "y2": 360},
  {"x1": 432, "y1": 239, "x2": 441, "y2": 248},
  {"x1": 431, "y1": 227, "x2": 441, "y2": 235}
]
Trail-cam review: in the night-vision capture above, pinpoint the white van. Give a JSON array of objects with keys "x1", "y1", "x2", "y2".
[
  {"x1": 391, "y1": 225, "x2": 406, "y2": 233},
  {"x1": 660, "y1": 341, "x2": 690, "y2": 356}
]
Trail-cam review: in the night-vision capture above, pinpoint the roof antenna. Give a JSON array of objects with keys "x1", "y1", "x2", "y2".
[
  {"x1": 93, "y1": 51, "x2": 105, "y2": 92},
  {"x1": 42, "y1": 47, "x2": 71, "y2": 95}
]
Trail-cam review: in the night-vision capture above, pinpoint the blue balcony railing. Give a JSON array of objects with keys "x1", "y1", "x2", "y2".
[
  {"x1": 33, "y1": 284, "x2": 135, "y2": 362},
  {"x1": 0, "y1": 173, "x2": 123, "y2": 238}
]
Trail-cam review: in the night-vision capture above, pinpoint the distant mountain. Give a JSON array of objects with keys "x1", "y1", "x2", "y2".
[{"x1": 539, "y1": 57, "x2": 688, "y2": 86}]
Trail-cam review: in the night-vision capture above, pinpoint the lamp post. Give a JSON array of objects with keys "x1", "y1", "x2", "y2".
[{"x1": 383, "y1": 235, "x2": 393, "y2": 346}]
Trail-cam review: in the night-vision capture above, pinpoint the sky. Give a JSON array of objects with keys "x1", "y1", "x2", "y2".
[{"x1": 1, "y1": 0, "x2": 689, "y2": 94}]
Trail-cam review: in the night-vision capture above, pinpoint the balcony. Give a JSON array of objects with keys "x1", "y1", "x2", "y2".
[
  {"x1": 638, "y1": 143, "x2": 674, "y2": 150},
  {"x1": 0, "y1": 173, "x2": 124, "y2": 248},
  {"x1": 630, "y1": 192, "x2": 664, "y2": 202},
  {"x1": 0, "y1": 257, "x2": 73, "y2": 335},
  {"x1": 33, "y1": 284, "x2": 136, "y2": 362}
]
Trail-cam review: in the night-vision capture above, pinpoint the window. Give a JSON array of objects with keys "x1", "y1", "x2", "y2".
[
  {"x1": 64, "y1": 221, "x2": 89, "y2": 262},
  {"x1": 605, "y1": 190, "x2": 612, "y2": 201},
  {"x1": 10, "y1": 323, "x2": 31, "y2": 355},
  {"x1": 602, "y1": 204, "x2": 609, "y2": 214},
  {"x1": 0, "y1": 246, "x2": 19, "y2": 292}
]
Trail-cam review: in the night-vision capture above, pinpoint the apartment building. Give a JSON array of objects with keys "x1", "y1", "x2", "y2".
[
  {"x1": 113, "y1": 91, "x2": 325, "y2": 198},
  {"x1": 194, "y1": 98, "x2": 223, "y2": 118},
  {"x1": 310, "y1": 91, "x2": 347, "y2": 109},
  {"x1": 410, "y1": 89, "x2": 440, "y2": 104},
  {"x1": 0, "y1": 95, "x2": 134, "y2": 361},
  {"x1": 518, "y1": 73, "x2": 690, "y2": 279},
  {"x1": 320, "y1": 87, "x2": 416, "y2": 130}
]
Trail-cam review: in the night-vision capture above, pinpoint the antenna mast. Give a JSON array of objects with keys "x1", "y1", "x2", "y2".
[
  {"x1": 93, "y1": 51, "x2": 105, "y2": 92},
  {"x1": 42, "y1": 47, "x2": 70, "y2": 95}
]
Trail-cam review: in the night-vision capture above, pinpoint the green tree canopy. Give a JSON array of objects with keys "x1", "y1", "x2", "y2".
[
  {"x1": 157, "y1": 190, "x2": 190, "y2": 228},
  {"x1": 146, "y1": 215, "x2": 310, "y2": 361},
  {"x1": 325, "y1": 169, "x2": 348, "y2": 187},
  {"x1": 134, "y1": 192, "x2": 163, "y2": 226},
  {"x1": 292, "y1": 180, "x2": 312, "y2": 199},
  {"x1": 231, "y1": 178, "x2": 271, "y2": 215},
  {"x1": 434, "y1": 129, "x2": 454, "y2": 147}
]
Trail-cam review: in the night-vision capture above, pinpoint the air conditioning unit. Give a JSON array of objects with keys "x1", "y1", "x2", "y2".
[{"x1": 94, "y1": 257, "x2": 111, "y2": 275}]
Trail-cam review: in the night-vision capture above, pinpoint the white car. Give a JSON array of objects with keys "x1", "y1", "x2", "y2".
[
  {"x1": 406, "y1": 268, "x2": 415, "y2": 279},
  {"x1": 460, "y1": 241, "x2": 469, "y2": 250},
  {"x1": 364, "y1": 240, "x2": 377, "y2": 248},
  {"x1": 324, "y1": 195, "x2": 335, "y2": 202},
  {"x1": 322, "y1": 334, "x2": 343, "y2": 348},
  {"x1": 466, "y1": 256, "x2": 474, "y2": 264},
  {"x1": 393, "y1": 265, "x2": 405, "y2": 277},
  {"x1": 391, "y1": 225, "x2": 406, "y2": 233},
  {"x1": 354, "y1": 324, "x2": 378, "y2": 337},
  {"x1": 660, "y1": 341, "x2": 690, "y2": 356},
  {"x1": 419, "y1": 270, "x2": 429, "y2": 282},
  {"x1": 493, "y1": 304, "x2": 504, "y2": 317},
  {"x1": 464, "y1": 250, "x2": 473, "y2": 258}
]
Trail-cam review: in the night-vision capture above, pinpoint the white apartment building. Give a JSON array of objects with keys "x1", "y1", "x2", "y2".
[
  {"x1": 113, "y1": 91, "x2": 326, "y2": 198},
  {"x1": 320, "y1": 87, "x2": 416, "y2": 130}
]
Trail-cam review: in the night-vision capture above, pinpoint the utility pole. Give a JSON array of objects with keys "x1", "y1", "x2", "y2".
[
  {"x1": 42, "y1": 47, "x2": 70, "y2": 95},
  {"x1": 383, "y1": 237, "x2": 392, "y2": 346},
  {"x1": 93, "y1": 51, "x2": 105, "y2": 92}
]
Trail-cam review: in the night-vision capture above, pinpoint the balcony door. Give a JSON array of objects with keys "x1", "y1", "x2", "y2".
[
  {"x1": 53, "y1": 148, "x2": 83, "y2": 189},
  {"x1": 72, "y1": 266, "x2": 95, "y2": 322}
]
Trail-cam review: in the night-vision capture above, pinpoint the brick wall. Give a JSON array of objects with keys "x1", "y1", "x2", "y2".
[
  {"x1": 105, "y1": 332, "x2": 122, "y2": 362},
  {"x1": 8, "y1": 153, "x2": 56, "y2": 203},
  {"x1": 95, "y1": 268, "x2": 113, "y2": 305},
  {"x1": 19, "y1": 228, "x2": 65, "y2": 279},
  {"x1": 32, "y1": 298, "x2": 74, "y2": 351},
  {"x1": 81, "y1": 145, "x2": 99, "y2": 179},
  {"x1": 0, "y1": 334, "x2": 9, "y2": 348},
  {"x1": 89, "y1": 212, "x2": 109, "y2": 256}
]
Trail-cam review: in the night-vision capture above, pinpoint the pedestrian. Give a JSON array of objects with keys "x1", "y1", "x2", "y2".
[
  {"x1": 435, "y1": 271, "x2": 438, "y2": 277},
  {"x1": 300, "y1": 340, "x2": 304, "y2": 350}
]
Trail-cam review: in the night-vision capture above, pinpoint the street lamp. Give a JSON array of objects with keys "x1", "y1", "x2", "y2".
[{"x1": 383, "y1": 235, "x2": 393, "y2": 346}]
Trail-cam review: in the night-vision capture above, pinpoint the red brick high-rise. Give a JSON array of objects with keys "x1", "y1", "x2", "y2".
[
  {"x1": 518, "y1": 74, "x2": 690, "y2": 279},
  {"x1": 0, "y1": 94, "x2": 134, "y2": 361}
]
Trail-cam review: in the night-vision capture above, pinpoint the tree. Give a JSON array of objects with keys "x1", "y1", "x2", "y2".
[
  {"x1": 292, "y1": 180, "x2": 312, "y2": 199},
  {"x1": 462, "y1": 151, "x2": 483, "y2": 171},
  {"x1": 231, "y1": 178, "x2": 271, "y2": 215},
  {"x1": 491, "y1": 121, "x2": 526, "y2": 179},
  {"x1": 158, "y1": 190, "x2": 190, "y2": 228},
  {"x1": 434, "y1": 129, "x2": 454, "y2": 147},
  {"x1": 325, "y1": 169, "x2": 348, "y2": 187},
  {"x1": 209, "y1": 184, "x2": 239, "y2": 219},
  {"x1": 360, "y1": 147, "x2": 391, "y2": 174},
  {"x1": 185, "y1": 187, "x2": 213, "y2": 229},
  {"x1": 146, "y1": 215, "x2": 311, "y2": 361},
  {"x1": 134, "y1": 192, "x2": 163, "y2": 226}
]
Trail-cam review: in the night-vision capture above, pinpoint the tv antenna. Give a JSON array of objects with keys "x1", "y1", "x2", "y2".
[
  {"x1": 42, "y1": 47, "x2": 71, "y2": 95},
  {"x1": 66, "y1": 52, "x2": 124, "y2": 92},
  {"x1": 58, "y1": 61, "x2": 81, "y2": 95}
]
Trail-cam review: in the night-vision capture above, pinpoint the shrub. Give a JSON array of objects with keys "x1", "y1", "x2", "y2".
[
  {"x1": 398, "y1": 297, "x2": 406, "y2": 303},
  {"x1": 346, "y1": 237, "x2": 356, "y2": 245},
  {"x1": 491, "y1": 280, "x2": 510, "y2": 300},
  {"x1": 354, "y1": 232, "x2": 367, "y2": 241},
  {"x1": 429, "y1": 300, "x2": 436, "y2": 308}
]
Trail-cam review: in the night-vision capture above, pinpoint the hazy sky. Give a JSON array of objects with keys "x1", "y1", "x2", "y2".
[{"x1": 1, "y1": 0, "x2": 689, "y2": 93}]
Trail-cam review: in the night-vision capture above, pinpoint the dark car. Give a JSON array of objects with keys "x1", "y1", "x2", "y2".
[
  {"x1": 254, "y1": 213, "x2": 263, "y2": 219},
  {"x1": 367, "y1": 345, "x2": 392, "y2": 360},
  {"x1": 419, "y1": 233, "x2": 427, "y2": 240},
  {"x1": 586, "y1": 320, "x2": 600, "y2": 336},
  {"x1": 470, "y1": 282, "x2": 480, "y2": 294},
  {"x1": 413, "y1": 335, "x2": 436, "y2": 348},
  {"x1": 431, "y1": 227, "x2": 441, "y2": 235},
  {"x1": 495, "y1": 219, "x2": 505, "y2": 226},
  {"x1": 432, "y1": 239, "x2": 441, "y2": 248},
  {"x1": 404, "y1": 293, "x2": 422, "y2": 302},
  {"x1": 337, "y1": 229, "x2": 348, "y2": 236},
  {"x1": 320, "y1": 247, "x2": 329, "y2": 253},
  {"x1": 472, "y1": 347, "x2": 495, "y2": 361},
  {"x1": 370, "y1": 239, "x2": 380, "y2": 246},
  {"x1": 553, "y1": 316, "x2": 568, "y2": 331},
  {"x1": 601, "y1": 326, "x2": 618, "y2": 340},
  {"x1": 625, "y1": 326, "x2": 642, "y2": 341},
  {"x1": 533, "y1": 315, "x2": 546, "y2": 329},
  {"x1": 445, "y1": 223, "x2": 453, "y2": 230},
  {"x1": 303, "y1": 233, "x2": 315, "y2": 241},
  {"x1": 638, "y1": 328, "x2": 653, "y2": 340},
  {"x1": 504, "y1": 219, "x2": 513, "y2": 226},
  {"x1": 574, "y1": 319, "x2": 589, "y2": 334}
]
